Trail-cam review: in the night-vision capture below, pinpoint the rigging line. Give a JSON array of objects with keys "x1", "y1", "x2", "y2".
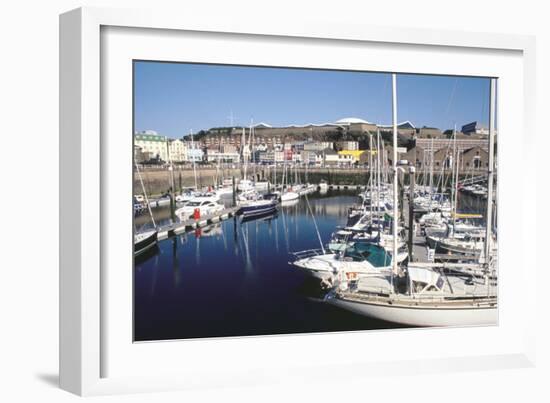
[
  {"x1": 444, "y1": 77, "x2": 459, "y2": 119},
  {"x1": 134, "y1": 159, "x2": 157, "y2": 229},
  {"x1": 304, "y1": 193, "x2": 326, "y2": 255}
]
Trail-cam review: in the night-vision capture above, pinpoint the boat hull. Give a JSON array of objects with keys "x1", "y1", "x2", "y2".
[
  {"x1": 329, "y1": 297, "x2": 497, "y2": 327},
  {"x1": 239, "y1": 201, "x2": 278, "y2": 217},
  {"x1": 134, "y1": 231, "x2": 158, "y2": 257},
  {"x1": 280, "y1": 192, "x2": 299, "y2": 202}
]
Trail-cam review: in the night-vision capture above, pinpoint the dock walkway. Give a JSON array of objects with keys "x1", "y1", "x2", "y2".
[{"x1": 156, "y1": 206, "x2": 240, "y2": 241}]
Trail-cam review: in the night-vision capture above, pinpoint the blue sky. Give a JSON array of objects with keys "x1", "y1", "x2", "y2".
[{"x1": 134, "y1": 61, "x2": 491, "y2": 139}]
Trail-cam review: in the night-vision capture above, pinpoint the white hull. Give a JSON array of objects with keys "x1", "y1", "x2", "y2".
[
  {"x1": 292, "y1": 253, "x2": 388, "y2": 281},
  {"x1": 281, "y1": 199, "x2": 299, "y2": 207},
  {"x1": 329, "y1": 298, "x2": 497, "y2": 327},
  {"x1": 281, "y1": 192, "x2": 299, "y2": 202}
]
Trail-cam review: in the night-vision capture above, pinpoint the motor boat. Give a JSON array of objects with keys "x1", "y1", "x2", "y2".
[{"x1": 175, "y1": 197, "x2": 225, "y2": 220}]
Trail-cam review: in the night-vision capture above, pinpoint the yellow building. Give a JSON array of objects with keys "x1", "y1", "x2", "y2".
[{"x1": 337, "y1": 150, "x2": 367, "y2": 164}]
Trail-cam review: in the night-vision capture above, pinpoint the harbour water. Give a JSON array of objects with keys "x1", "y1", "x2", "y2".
[{"x1": 134, "y1": 190, "x2": 486, "y2": 341}]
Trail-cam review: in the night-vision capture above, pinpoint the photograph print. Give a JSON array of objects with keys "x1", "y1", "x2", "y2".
[{"x1": 133, "y1": 61, "x2": 498, "y2": 342}]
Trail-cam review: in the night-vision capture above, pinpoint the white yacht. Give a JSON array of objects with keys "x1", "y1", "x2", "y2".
[
  {"x1": 175, "y1": 197, "x2": 225, "y2": 220},
  {"x1": 327, "y1": 74, "x2": 498, "y2": 327},
  {"x1": 291, "y1": 246, "x2": 392, "y2": 284},
  {"x1": 280, "y1": 191, "x2": 299, "y2": 202},
  {"x1": 328, "y1": 266, "x2": 497, "y2": 327}
]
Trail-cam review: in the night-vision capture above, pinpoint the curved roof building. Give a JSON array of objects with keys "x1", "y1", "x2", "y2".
[{"x1": 334, "y1": 117, "x2": 373, "y2": 125}]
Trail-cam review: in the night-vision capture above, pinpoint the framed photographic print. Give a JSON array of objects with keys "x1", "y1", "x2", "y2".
[{"x1": 60, "y1": 6, "x2": 537, "y2": 396}]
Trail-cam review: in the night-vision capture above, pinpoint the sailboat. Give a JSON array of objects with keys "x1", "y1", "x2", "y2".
[
  {"x1": 237, "y1": 124, "x2": 278, "y2": 217},
  {"x1": 280, "y1": 158, "x2": 299, "y2": 202},
  {"x1": 134, "y1": 160, "x2": 158, "y2": 257},
  {"x1": 326, "y1": 74, "x2": 498, "y2": 327},
  {"x1": 424, "y1": 142, "x2": 493, "y2": 259}
]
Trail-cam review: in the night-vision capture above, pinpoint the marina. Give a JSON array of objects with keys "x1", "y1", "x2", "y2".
[
  {"x1": 135, "y1": 191, "x2": 407, "y2": 341},
  {"x1": 133, "y1": 63, "x2": 498, "y2": 341},
  {"x1": 134, "y1": 181, "x2": 493, "y2": 340}
]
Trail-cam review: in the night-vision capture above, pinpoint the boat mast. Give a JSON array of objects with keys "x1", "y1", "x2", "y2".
[
  {"x1": 251, "y1": 119, "x2": 256, "y2": 182},
  {"x1": 484, "y1": 78, "x2": 496, "y2": 264},
  {"x1": 453, "y1": 150, "x2": 460, "y2": 230},
  {"x1": 429, "y1": 138, "x2": 434, "y2": 193},
  {"x1": 376, "y1": 128, "x2": 381, "y2": 221},
  {"x1": 273, "y1": 156, "x2": 277, "y2": 190},
  {"x1": 134, "y1": 159, "x2": 156, "y2": 228},
  {"x1": 452, "y1": 124, "x2": 459, "y2": 229},
  {"x1": 391, "y1": 73, "x2": 399, "y2": 281},
  {"x1": 190, "y1": 129, "x2": 198, "y2": 190},
  {"x1": 243, "y1": 126, "x2": 248, "y2": 183},
  {"x1": 369, "y1": 133, "x2": 373, "y2": 224}
]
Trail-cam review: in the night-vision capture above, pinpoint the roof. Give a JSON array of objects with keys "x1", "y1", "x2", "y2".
[
  {"x1": 253, "y1": 122, "x2": 272, "y2": 128},
  {"x1": 134, "y1": 133, "x2": 167, "y2": 142},
  {"x1": 377, "y1": 120, "x2": 416, "y2": 129},
  {"x1": 334, "y1": 117, "x2": 373, "y2": 125},
  {"x1": 461, "y1": 121, "x2": 487, "y2": 130},
  {"x1": 462, "y1": 146, "x2": 487, "y2": 154},
  {"x1": 286, "y1": 122, "x2": 340, "y2": 128}
]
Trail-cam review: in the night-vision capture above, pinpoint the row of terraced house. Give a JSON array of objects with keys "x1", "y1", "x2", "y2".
[{"x1": 134, "y1": 119, "x2": 494, "y2": 170}]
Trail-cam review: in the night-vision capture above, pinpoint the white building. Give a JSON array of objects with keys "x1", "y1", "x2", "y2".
[
  {"x1": 186, "y1": 144, "x2": 204, "y2": 162},
  {"x1": 303, "y1": 141, "x2": 334, "y2": 152},
  {"x1": 324, "y1": 150, "x2": 354, "y2": 166},
  {"x1": 134, "y1": 131, "x2": 168, "y2": 162},
  {"x1": 335, "y1": 141, "x2": 359, "y2": 151},
  {"x1": 301, "y1": 150, "x2": 324, "y2": 166},
  {"x1": 206, "y1": 149, "x2": 240, "y2": 163},
  {"x1": 168, "y1": 139, "x2": 188, "y2": 162}
]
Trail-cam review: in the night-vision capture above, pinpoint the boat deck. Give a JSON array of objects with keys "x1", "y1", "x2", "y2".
[{"x1": 348, "y1": 271, "x2": 497, "y2": 304}]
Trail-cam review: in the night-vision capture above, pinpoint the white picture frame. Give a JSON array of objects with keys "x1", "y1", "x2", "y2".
[{"x1": 60, "y1": 6, "x2": 537, "y2": 396}]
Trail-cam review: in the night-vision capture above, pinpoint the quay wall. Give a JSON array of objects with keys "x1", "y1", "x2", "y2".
[{"x1": 134, "y1": 166, "x2": 493, "y2": 197}]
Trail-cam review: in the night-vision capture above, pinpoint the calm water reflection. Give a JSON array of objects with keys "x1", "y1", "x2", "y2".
[
  {"x1": 134, "y1": 190, "x2": 488, "y2": 341},
  {"x1": 134, "y1": 191, "x2": 402, "y2": 341}
]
